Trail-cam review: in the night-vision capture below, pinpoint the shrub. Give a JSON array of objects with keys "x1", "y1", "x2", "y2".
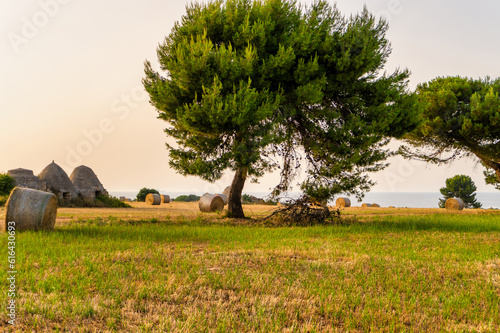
[
  {"x1": 136, "y1": 188, "x2": 160, "y2": 202},
  {"x1": 0, "y1": 173, "x2": 15, "y2": 196},
  {"x1": 96, "y1": 195, "x2": 132, "y2": 208},
  {"x1": 174, "y1": 194, "x2": 200, "y2": 202}
]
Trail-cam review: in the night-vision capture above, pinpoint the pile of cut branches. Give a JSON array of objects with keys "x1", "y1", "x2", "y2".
[{"x1": 262, "y1": 195, "x2": 340, "y2": 226}]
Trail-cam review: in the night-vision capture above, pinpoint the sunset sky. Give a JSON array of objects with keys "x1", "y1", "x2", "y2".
[{"x1": 2, "y1": 0, "x2": 500, "y2": 196}]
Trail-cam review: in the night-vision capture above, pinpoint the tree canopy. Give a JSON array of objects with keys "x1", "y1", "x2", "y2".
[
  {"x1": 143, "y1": 0, "x2": 418, "y2": 217},
  {"x1": 136, "y1": 188, "x2": 160, "y2": 202},
  {"x1": 401, "y1": 76, "x2": 500, "y2": 189},
  {"x1": 438, "y1": 175, "x2": 481, "y2": 209}
]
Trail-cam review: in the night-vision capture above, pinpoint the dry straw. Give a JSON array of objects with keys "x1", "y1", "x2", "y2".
[
  {"x1": 5, "y1": 187, "x2": 57, "y2": 231},
  {"x1": 161, "y1": 195, "x2": 170, "y2": 204},
  {"x1": 335, "y1": 197, "x2": 351, "y2": 208},
  {"x1": 216, "y1": 193, "x2": 228, "y2": 205},
  {"x1": 445, "y1": 198, "x2": 464, "y2": 211},
  {"x1": 199, "y1": 193, "x2": 225, "y2": 212},
  {"x1": 145, "y1": 193, "x2": 161, "y2": 205},
  {"x1": 361, "y1": 203, "x2": 372, "y2": 208},
  {"x1": 372, "y1": 203, "x2": 380, "y2": 208},
  {"x1": 222, "y1": 186, "x2": 231, "y2": 198}
]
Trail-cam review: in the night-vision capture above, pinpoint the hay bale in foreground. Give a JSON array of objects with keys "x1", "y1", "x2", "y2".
[
  {"x1": 5, "y1": 187, "x2": 57, "y2": 231},
  {"x1": 199, "y1": 193, "x2": 225, "y2": 212},
  {"x1": 335, "y1": 197, "x2": 351, "y2": 208},
  {"x1": 445, "y1": 198, "x2": 464, "y2": 211},
  {"x1": 215, "y1": 193, "x2": 228, "y2": 205},
  {"x1": 361, "y1": 203, "x2": 372, "y2": 208},
  {"x1": 145, "y1": 193, "x2": 161, "y2": 205},
  {"x1": 372, "y1": 203, "x2": 380, "y2": 208},
  {"x1": 161, "y1": 195, "x2": 170, "y2": 204}
]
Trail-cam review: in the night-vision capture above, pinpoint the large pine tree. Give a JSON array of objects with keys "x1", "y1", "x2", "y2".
[{"x1": 143, "y1": 0, "x2": 418, "y2": 218}]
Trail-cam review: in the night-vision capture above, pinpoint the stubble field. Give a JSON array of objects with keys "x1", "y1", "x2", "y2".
[{"x1": 1, "y1": 202, "x2": 499, "y2": 332}]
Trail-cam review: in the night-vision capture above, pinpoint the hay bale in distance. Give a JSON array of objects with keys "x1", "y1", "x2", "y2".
[
  {"x1": 145, "y1": 193, "x2": 161, "y2": 205},
  {"x1": 119, "y1": 196, "x2": 126, "y2": 201},
  {"x1": 215, "y1": 193, "x2": 228, "y2": 205},
  {"x1": 445, "y1": 198, "x2": 464, "y2": 211},
  {"x1": 5, "y1": 187, "x2": 57, "y2": 231},
  {"x1": 199, "y1": 193, "x2": 225, "y2": 212},
  {"x1": 222, "y1": 186, "x2": 231, "y2": 198},
  {"x1": 161, "y1": 195, "x2": 170, "y2": 204},
  {"x1": 361, "y1": 203, "x2": 372, "y2": 208},
  {"x1": 335, "y1": 197, "x2": 351, "y2": 208},
  {"x1": 125, "y1": 198, "x2": 132, "y2": 202},
  {"x1": 372, "y1": 203, "x2": 380, "y2": 208}
]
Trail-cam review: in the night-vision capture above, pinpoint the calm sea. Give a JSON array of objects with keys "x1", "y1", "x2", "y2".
[{"x1": 110, "y1": 191, "x2": 500, "y2": 209}]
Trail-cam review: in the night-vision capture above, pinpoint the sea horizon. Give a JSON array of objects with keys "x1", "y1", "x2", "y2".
[{"x1": 109, "y1": 191, "x2": 500, "y2": 209}]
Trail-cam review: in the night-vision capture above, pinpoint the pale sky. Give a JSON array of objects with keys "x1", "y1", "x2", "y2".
[{"x1": 1, "y1": 0, "x2": 500, "y2": 196}]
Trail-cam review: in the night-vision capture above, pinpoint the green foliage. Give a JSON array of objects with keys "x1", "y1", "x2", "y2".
[
  {"x1": 438, "y1": 175, "x2": 481, "y2": 209},
  {"x1": 401, "y1": 76, "x2": 500, "y2": 188},
  {"x1": 173, "y1": 194, "x2": 201, "y2": 202},
  {"x1": 0, "y1": 172, "x2": 15, "y2": 196},
  {"x1": 143, "y1": 0, "x2": 419, "y2": 212},
  {"x1": 96, "y1": 195, "x2": 132, "y2": 208},
  {"x1": 484, "y1": 167, "x2": 500, "y2": 190},
  {"x1": 136, "y1": 188, "x2": 160, "y2": 202}
]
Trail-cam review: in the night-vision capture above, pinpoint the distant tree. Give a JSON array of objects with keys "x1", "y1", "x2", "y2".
[
  {"x1": 136, "y1": 188, "x2": 160, "y2": 202},
  {"x1": 0, "y1": 173, "x2": 15, "y2": 196},
  {"x1": 400, "y1": 76, "x2": 500, "y2": 189},
  {"x1": 438, "y1": 175, "x2": 481, "y2": 209},
  {"x1": 143, "y1": 0, "x2": 419, "y2": 218},
  {"x1": 173, "y1": 194, "x2": 201, "y2": 202}
]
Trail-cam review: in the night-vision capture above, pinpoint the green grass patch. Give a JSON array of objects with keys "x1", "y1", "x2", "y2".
[{"x1": 1, "y1": 214, "x2": 499, "y2": 331}]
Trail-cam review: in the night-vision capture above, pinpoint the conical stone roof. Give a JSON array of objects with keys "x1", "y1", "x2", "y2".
[
  {"x1": 70, "y1": 165, "x2": 108, "y2": 200},
  {"x1": 38, "y1": 161, "x2": 77, "y2": 200},
  {"x1": 8, "y1": 168, "x2": 46, "y2": 191}
]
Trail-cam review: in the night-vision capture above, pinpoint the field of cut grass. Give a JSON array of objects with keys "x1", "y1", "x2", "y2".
[{"x1": 1, "y1": 203, "x2": 499, "y2": 332}]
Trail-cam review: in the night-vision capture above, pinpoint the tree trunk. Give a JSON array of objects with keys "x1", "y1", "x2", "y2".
[{"x1": 228, "y1": 167, "x2": 248, "y2": 218}]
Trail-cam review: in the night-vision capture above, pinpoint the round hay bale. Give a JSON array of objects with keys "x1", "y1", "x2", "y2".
[
  {"x1": 445, "y1": 198, "x2": 464, "y2": 211},
  {"x1": 389, "y1": 206, "x2": 395, "y2": 208},
  {"x1": 161, "y1": 195, "x2": 170, "y2": 204},
  {"x1": 335, "y1": 197, "x2": 351, "y2": 208},
  {"x1": 125, "y1": 198, "x2": 132, "y2": 202},
  {"x1": 199, "y1": 193, "x2": 225, "y2": 212},
  {"x1": 361, "y1": 203, "x2": 372, "y2": 208},
  {"x1": 222, "y1": 186, "x2": 231, "y2": 198},
  {"x1": 5, "y1": 187, "x2": 57, "y2": 231},
  {"x1": 119, "y1": 196, "x2": 126, "y2": 201},
  {"x1": 215, "y1": 193, "x2": 228, "y2": 205},
  {"x1": 145, "y1": 193, "x2": 161, "y2": 205},
  {"x1": 372, "y1": 203, "x2": 380, "y2": 208}
]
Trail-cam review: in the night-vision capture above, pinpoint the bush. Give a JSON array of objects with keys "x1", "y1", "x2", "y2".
[
  {"x1": 96, "y1": 195, "x2": 132, "y2": 208},
  {"x1": 0, "y1": 173, "x2": 15, "y2": 196},
  {"x1": 439, "y1": 175, "x2": 482, "y2": 209},
  {"x1": 174, "y1": 194, "x2": 200, "y2": 202},
  {"x1": 136, "y1": 188, "x2": 160, "y2": 202}
]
